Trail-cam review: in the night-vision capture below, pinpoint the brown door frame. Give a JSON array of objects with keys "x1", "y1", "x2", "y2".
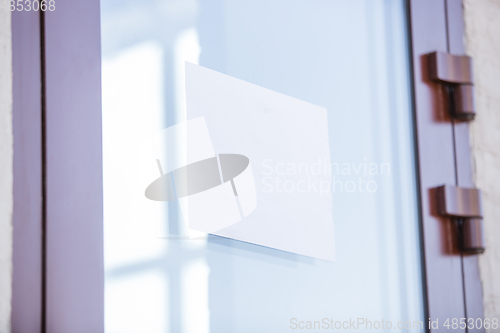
[
  {"x1": 11, "y1": 1, "x2": 104, "y2": 332},
  {"x1": 408, "y1": 0, "x2": 484, "y2": 330},
  {"x1": 11, "y1": 0, "x2": 483, "y2": 331},
  {"x1": 11, "y1": 9, "x2": 43, "y2": 333}
]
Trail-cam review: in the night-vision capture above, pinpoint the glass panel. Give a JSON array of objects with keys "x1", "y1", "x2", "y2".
[{"x1": 101, "y1": 0, "x2": 424, "y2": 332}]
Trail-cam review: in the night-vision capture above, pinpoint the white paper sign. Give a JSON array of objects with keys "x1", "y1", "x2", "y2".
[
  {"x1": 148, "y1": 62, "x2": 335, "y2": 261},
  {"x1": 184, "y1": 63, "x2": 335, "y2": 261}
]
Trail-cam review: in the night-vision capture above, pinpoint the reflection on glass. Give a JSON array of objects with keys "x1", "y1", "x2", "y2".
[{"x1": 101, "y1": 0, "x2": 424, "y2": 332}]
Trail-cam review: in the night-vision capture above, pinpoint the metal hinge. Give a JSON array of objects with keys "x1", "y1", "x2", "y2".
[
  {"x1": 428, "y1": 52, "x2": 476, "y2": 121},
  {"x1": 436, "y1": 185, "x2": 485, "y2": 254}
]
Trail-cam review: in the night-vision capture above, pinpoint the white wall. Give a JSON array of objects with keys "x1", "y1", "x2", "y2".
[
  {"x1": 464, "y1": 0, "x2": 500, "y2": 323},
  {"x1": 0, "y1": 8, "x2": 13, "y2": 333}
]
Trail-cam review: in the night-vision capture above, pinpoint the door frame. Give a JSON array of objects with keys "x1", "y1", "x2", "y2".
[
  {"x1": 11, "y1": 1, "x2": 104, "y2": 332},
  {"x1": 11, "y1": 0, "x2": 483, "y2": 331},
  {"x1": 409, "y1": 0, "x2": 483, "y2": 329}
]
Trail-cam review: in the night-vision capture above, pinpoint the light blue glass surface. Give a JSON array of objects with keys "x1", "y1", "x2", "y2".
[{"x1": 101, "y1": 1, "x2": 425, "y2": 332}]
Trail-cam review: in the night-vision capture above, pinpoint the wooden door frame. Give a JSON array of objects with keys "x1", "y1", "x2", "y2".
[
  {"x1": 408, "y1": 0, "x2": 484, "y2": 330},
  {"x1": 11, "y1": 0, "x2": 483, "y2": 331},
  {"x1": 11, "y1": 1, "x2": 104, "y2": 332}
]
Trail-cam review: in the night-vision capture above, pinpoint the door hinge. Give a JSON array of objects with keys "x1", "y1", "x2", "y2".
[
  {"x1": 436, "y1": 185, "x2": 485, "y2": 254},
  {"x1": 428, "y1": 52, "x2": 476, "y2": 121}
]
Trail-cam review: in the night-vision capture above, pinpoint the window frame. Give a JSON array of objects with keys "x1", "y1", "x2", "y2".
[{"x1": 409, "y1": 0, "x2": 484, "y2": 329}]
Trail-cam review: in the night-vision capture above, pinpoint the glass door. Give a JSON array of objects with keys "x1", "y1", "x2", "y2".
[{"x1": 101, "y1": 0, "x2": 424, "y2": 332}]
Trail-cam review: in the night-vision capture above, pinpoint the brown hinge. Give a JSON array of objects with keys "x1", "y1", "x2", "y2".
[
  {"x1": 428, "y1": 52, "x2": 476, "y2": 121},
  {"x1": 436, "y1": 185, "x2": 485, "y2": 254}
]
